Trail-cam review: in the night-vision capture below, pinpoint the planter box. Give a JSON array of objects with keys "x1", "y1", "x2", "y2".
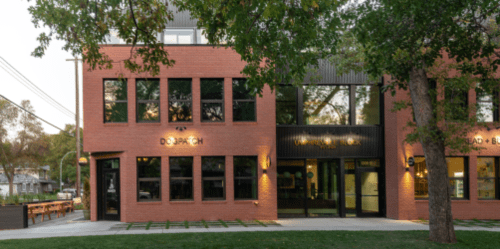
[{"x1": 0, "y1": 205, "x2": 28, "y2": 229}]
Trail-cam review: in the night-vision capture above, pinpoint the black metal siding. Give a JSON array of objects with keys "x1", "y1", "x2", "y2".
[{"x1": 277, "y1": 126, "x2": 383, "y2": 158}]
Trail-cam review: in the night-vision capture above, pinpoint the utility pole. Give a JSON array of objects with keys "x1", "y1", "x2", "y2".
[{"x1": 66, "y1": 57, "x2": 82, "y2": 197}]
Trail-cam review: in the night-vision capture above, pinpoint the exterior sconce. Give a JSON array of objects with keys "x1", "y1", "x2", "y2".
[
  {"x1": 176, "y1": 126, "x2": 187, "y2": 131},
  {"x1": 263, "y1": 156, "x2": 271, "y2": 174},
  {"x1": 78, "y1": 157, "x2": 88, "y2": 166},
  {"x1": 406, "y1": 157, "x2": 415, "y2": 171}
]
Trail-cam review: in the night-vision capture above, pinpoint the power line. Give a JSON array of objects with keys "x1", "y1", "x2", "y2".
[
  {"x1": 0, "y1": 56, "x2": 84, "y2": 123},
  {"x1": 0, "y1": 94, "x2": 83, "y2": 148}
]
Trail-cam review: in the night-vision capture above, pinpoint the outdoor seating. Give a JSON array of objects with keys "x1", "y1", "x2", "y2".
[{"x1": 26, "y1": 200, "x2": 74, "y2": 224}]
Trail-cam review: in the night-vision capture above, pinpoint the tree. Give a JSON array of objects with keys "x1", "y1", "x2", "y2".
[
  {"x1": 350, "y1": 0, "x2": 500, "y2": 243},
  {"x1": 43, "y1": 124, "x2": 89, "y2": 189},
  {"x1": 0, "y1": 98, "x2": 49, "y2": 196}
]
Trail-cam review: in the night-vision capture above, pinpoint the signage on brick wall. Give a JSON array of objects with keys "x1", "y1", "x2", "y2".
[
  {"x1": 468, "y1": 136, "x2": 500, "y2": 145},
  {"x1": 160, "y1": 137, "x2": 203, "y2": 146}
]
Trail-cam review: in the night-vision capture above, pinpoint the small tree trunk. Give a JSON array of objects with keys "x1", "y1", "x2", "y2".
[
  {"x1": 8, "y1": 174, "x2": 13, "y2": 196},
  {"x1": 408, "y1": 66, "x2": 457, "y2": 244}
]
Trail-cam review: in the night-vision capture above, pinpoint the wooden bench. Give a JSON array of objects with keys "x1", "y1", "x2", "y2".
[{"x1": 27, "y1": 201, "x2": 74, "y2": 224}]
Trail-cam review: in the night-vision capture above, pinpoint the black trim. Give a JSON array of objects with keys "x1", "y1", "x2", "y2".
[{"x1": 135, "y1": 79, "x2": 161, "y2": 123}]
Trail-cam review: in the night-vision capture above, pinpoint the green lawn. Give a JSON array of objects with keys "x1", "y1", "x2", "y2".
[{"x1": 1, "y1": 231, "x2": 499, "y2": 249}]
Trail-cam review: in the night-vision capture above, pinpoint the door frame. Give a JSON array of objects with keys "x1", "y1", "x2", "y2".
[
  {"x1": 355, "y1": 166, "x2": 382, "y2": 217},
  {"x1": 97, "y1": 158, "x2": 121, "y2": 221}
]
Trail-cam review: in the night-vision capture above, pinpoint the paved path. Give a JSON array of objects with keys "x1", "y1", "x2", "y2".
[{"x1": 0, "y1": 217, "x2": 498, "y2": 240}]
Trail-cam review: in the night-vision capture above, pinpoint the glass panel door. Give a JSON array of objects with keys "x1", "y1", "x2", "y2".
[
  {"x1": 277, "y1": 160, "x2": 306, "y2": 217},
  {"x1": 360, "y1": 172, "x2": 379, "y2": 214},
  {"x1": 104, "y1": 171, "x2": 119, "y2": 215},
  {"x1": 344, "y1": 159, "x2": 356, "y2": 217},
  {"x1": 307, "y1": 159, "x2": 339, "y2": 217}
]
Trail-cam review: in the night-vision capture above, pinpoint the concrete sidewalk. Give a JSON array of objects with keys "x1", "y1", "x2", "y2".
[{"x1": 0, "y1": 218, "x2": 498, "y2": 241}]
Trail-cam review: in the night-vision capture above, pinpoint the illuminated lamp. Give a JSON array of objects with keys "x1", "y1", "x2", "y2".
[
  {"x1": 406, "y1": 157, "x2": 415, "y2": 172},
  {"x1": 78, "y1": 157, "x2": 88, "y2": 166},
  {"x1": 263, "y1": 156, "x2": 271, "y2": 174}
]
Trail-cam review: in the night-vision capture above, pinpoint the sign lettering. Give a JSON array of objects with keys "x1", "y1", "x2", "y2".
[{"x1": 160, "y1": 137, "x2": 203, "y2": 146}]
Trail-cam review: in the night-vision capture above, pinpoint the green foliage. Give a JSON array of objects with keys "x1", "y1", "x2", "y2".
[
  {"x1": 43, "y1": 124, "x2": 89, "y2": 187},
  {"x1": 177, "y1": 0, "x2": 348, "y2": 94},
  {"x1": 28, "y1": 0, "x2": 175, "y2": 76},
  {"x1": 82, "y1": 176, "x2": 91, "y2": 210}
]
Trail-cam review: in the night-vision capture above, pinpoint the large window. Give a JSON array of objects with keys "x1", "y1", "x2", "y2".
[
  {"x1": 137, "y1": 157, "x2": 161, "y2": 202},
  {"x1": 169, "y1": 79, "x2": 192, "y2": 122},
  {"x1": 136, "y1": 79, "x2": 160, "y2": 122},
  {"x1": 445, "y1": 85, "x2": 468, "y2": 121},
  {"x1": 202, "y1": 157, "x2": 225, "y2": 200},
  {"x1": 201, "y1": 79, "x2": 224, "y2": 122},
  {"x1": 476, "y1": 83, "x2": 498, "y2": 122},
  {"x1": 414, "y1": 157, "x2": 468, "y2": 199},
  {"x1": 303, "y1": 85, "x2": 349, "y2": 125},
  {"x1": 164, "y1": 29, "x2": 194, "y2": 44},
  {"x1": 170, "y1": 157, "x2": 193, "y2": 200},
  {"x1": 477, "y1": 157, "x2": 499, "y2": 200},
  {"x1": 234, "y1": 156, "x2": 258, "y2": 200},
  {"x1": 355, "y1": 85, "x2": 380, "y2": 125},
  {"x1": 233, "y1": 79, "x2": 256, "y2": 121},
  {"x1": 276, "y1": 86, "x2": 297, "y2": 125},
  {"x1": 104, "y1": 79, "x2": 128, "y2": 123}
]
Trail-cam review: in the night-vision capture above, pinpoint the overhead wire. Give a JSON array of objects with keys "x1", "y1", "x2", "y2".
[
  {"x1": 0, "y1": 56, "x2": 84, "y2": 123},
  {"x1": 0, "y1": 94, "x2": 83, "y2": 148}
]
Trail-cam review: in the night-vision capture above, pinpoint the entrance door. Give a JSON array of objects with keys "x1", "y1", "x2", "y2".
[
  {"x1": 343, "y1": 159, "x2": 381, "y2": 217},
  {"x1": 97, "y1": 158, "x2": 120, "y2": 221}
]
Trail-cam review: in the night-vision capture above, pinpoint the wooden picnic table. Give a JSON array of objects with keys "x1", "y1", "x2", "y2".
[{"x1": 27, "y1": 200, "x2": 74, "y2": 224}]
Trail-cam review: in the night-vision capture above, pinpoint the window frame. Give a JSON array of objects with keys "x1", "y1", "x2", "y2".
[
  {"x1": 103, "y1": 79, "x2": 128, "y2": 123},
  {"x1": 201, "y1": 156, "x2": 226, "y2": 201},
  {"x1": 200, "y1": 78, "x2": 225, "y2": 122},
  {"x1": 232, "y1": 78, "x2": 257, "y2": 122},
  {"x1": 302, "y1": 84, "x2": 351, "y2": 125},
  {"x1": 444, "y1": 84, "x2": 469, "y2": 122},
  {"x1": 414, "y1": 156, "x2": 469, "y2": 200},
  {"x1": 233, "y1": 156, "x2": 259, "y2": 200},
  {"x1": 477, "y1": 157, "x2": 500, "y2": 200},
  {"x1": 169, "y1": 157, "x2": 194, "y2": 201},
  {"x1": 276, "y1": 85, "x2": 298, "y2": 125},
  {"x1": 136, "y1": 157, "x2": 161, "y2": 202},
  {"x1": 168, "y1": 78, "x2": 193, "y2": 123},
  {"x1": 476, "y1": 83, "x2": 499, "y2": 122},
  {"x1": 136, "y1": 79, "x2": 161, "y2": 123},
  {"x1": 163, "y1": 28, "x2": 195, "y2": 44}
]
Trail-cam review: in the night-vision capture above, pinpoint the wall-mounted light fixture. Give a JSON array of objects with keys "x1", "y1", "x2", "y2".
[
  {"x1": 176, "y1": 126, "x2": 187, "y2": 131},
  {"x1": 406, "y1": 156, "x2": 415, "y2": 171},
  {"x1": 263, "y1": 156, "x2": 271, "y2": 174}
]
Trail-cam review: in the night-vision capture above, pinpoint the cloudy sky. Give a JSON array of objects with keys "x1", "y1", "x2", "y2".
[{"x1": 1, "y1": 1, "x2": 83, "y2": 135}]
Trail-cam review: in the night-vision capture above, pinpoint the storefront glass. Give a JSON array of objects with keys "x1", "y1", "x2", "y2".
[
  {"x1": 306, "y1": 159, "x2": 339, "y2": 217},
  {"x1": 303, "y1": 85, "x2": 349, "y2": 125}
]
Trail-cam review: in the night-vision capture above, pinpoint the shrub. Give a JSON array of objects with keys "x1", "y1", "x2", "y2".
[{"x1": 82, "y1": 176, "x2": 90, "y2": 210}]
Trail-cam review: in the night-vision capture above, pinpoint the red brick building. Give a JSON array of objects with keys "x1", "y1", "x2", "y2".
[{"x1": 83, "y1": 8, "x2": 500, "y2": 222}]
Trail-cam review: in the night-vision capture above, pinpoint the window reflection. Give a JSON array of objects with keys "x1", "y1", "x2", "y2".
[
  {"x1": 303, "y1": 85, "x2": 349, "y2": 125},
  {"x1": 104, "y1": 80, "x2": 128, "y2": 123},
  {"x1": 136, "y1": 80, "x2": 160, "y2": 122},
  {"x1": 276, "y1": 86, "x2": 297, "y2": 125},
  {"x1": 169, "y1": 79, "x2": 192, "y2": 122},
  {"x1": 477, "y1": 157, "x2": 497, "y2": 199},
  {"x1": 355, "y1": 85, "x2": 380, "y2": 125}
]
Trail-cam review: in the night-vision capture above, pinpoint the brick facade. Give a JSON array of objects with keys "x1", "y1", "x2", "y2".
[{"x1": 83, "y1": 46, "x2": 277, "y2": 222}]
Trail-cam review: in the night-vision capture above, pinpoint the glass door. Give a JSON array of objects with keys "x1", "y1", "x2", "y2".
[
  {"x1": 344, "y1": 159, "x2": 356, "y2": 217},
  {"x1": 306, "y1": 159, "x2": 340, "y2": 217},
  {"x1": 277, "y1": 160, "x2": 306, "y2": 217},
  {"x1": 356, "y1": 159, "x2": 380, "y2": 217},
  {"x1": 97, "y1": 158, "x2": 120, "y2": 221}
]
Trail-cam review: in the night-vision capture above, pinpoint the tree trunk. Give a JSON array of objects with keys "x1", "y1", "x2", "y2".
[
  {"x1": 7, "y1": 174, "x2": 13, "y2": 196},
  {"x1": 408, "y1": 66, "x2": 456, "y2": 244}
]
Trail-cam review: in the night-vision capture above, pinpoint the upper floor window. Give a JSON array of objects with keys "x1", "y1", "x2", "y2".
[
  {"x1": 414, "y1": 157, "x2": 468, "y2": 199},
  {"x1": 276, "y1": 86, "x2": 297, "y2": 125},
  {"x1": 164, "y1": 29, "x2": 194, "y2": 44},
  {"x1": 303, "y1": 85, "x2": 349, "y2": 125},
  {"x1": 445, "y1": 84, "x2": 468, "y2": 121},
  {"x1": 233, "y1": 79, "x2": 256, "y2": 121},
  {"x1": 137, "y1": 157, "x2": 161, "y2": 202},
  {"x1": 201, "y1": 79, "x2": 224, "y2": 122},
  {"x1": 136, "y1": 79, "x2": 160, "y2": 122},
  {"x1": 196, "y1": 29, "x2": 209, "y2": 44},
  {"x1": 355, "y1": 85, "x2": 380, "y2": 125},
  {"x1": 169, "y1": 79, "x2": 192, "y2": 122},
  {"x1": 476, "y1": 83, "x2": 498, "y2": 122},
  {"x1": 104, "y1": 79, "x2": 128, "y2": 123}
]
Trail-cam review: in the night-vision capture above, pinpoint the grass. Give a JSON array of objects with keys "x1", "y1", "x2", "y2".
[
  {"x1": 201, "y1": 220, "x2": 208, "y2": 228},
  {"x1": 165, "y1": 220, "x2": 170, "y2": 229},
  {"x1": 1, "y1": 231, "x2": 500, "y2": 248},
  {"x1": 218, "y1": 219, "x2": 228, "y2": 228},
  {"x1": 236, "y1": 219, "x2": 248, "y2": 227},
  {"x1": 126, "y1": 223, "x2": 133, "y2": 230},
  {"x1": 145, "y1": 221, "x2": 153, "y2": 230},
  {"x1": 255, "y1": 219, "x2": 267, "y2": 227},
  {"x1": 184, "y1": 221, "x2": 189, "y2": 229}
]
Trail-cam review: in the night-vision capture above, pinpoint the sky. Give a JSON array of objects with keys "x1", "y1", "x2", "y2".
[{"x1": 0, "y1": 1, "x2": 83, "y2": 135}]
